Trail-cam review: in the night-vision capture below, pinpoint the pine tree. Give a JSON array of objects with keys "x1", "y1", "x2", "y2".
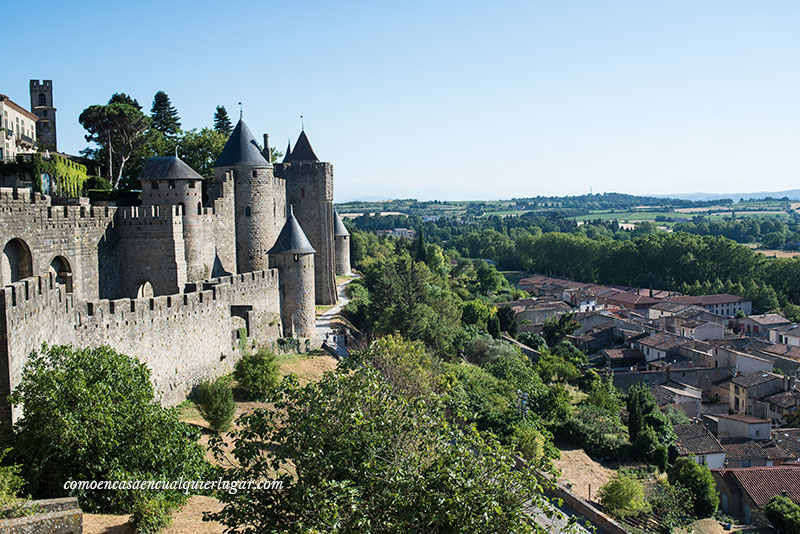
[
  {"x1": 150, "y1": 91, "x2": 181, "y2": 137},
  {"x1": 214, "y1": 106, "x2": 233, "y2": 135}
]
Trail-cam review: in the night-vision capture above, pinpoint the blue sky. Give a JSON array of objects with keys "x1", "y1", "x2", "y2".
[{"x1": 3, "y1": 1, "x2": 799, "y2": 200}]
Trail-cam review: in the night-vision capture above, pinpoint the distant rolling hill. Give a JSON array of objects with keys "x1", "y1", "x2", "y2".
[{"x1": 657, "y1": 189, "x2": 800, "y2": 202}]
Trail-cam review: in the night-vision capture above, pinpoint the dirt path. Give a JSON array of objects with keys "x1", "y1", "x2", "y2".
[{"x1": 84, "y1": 495, "x2": 224, "y2": 534}]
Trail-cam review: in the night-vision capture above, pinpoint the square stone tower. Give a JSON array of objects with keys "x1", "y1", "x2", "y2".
[{"x1": 29, "y1": 80, "x2": 56, "y2": 151}]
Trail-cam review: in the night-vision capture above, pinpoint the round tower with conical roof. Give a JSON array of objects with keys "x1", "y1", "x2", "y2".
[
  {"x1": 213, "y1": 118, "x2": 286, "y2": 274},
  {"x1": 139, "y1": 155, "x2": 214, "y2": 282},
  {"x1": 269, "y1": 206, "x2": 316, "y2": 338},
  {"x1": 333, "y1": 211, "x2": 351, "y2": 276},
  {"x1": 274, "y1": 130, "x2": 337, "y2": 305}
]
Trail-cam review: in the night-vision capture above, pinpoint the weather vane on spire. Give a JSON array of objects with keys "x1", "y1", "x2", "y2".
[
  {"x1": 300, "y1": 114, "x2": 304, "y2": 131},
  {"x1": 238, "y1": 102, "x2": 243, "y2": 119}
]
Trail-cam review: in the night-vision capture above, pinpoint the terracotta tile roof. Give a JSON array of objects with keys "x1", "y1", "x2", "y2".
[
  {"x1": 764, "y1": 390, "x2": 800, "y2": 410},
  {"x1": 665, "y1": 294, "x2": 751, "y2": 306},
  {"x1": 746, "y1": 313, "x2": 791, "y2": 327},
  {"x1": 720, "y1": 439, "x2": 767, "y2": 460},
  {"x1": 730, "y1": 372, "x2": 783, "y2": 389},
  {"x1": 638, "y1": 332, "x2": 692, "y2": 351},
  {"x1": 674, "y1": 424, "x2": 725, "y2": 455},
  {"x1": 0, "y1": 94, "x2": 38, "y2": 121},
  {"x1": 715, "y1": 466, "x2": 800, "y2": 507},
  {"x1": 763, "y1": 344, "x2": 800, "y2": 360},
  {"x1": 717, "y1": 413, "x2": 770, "y2": 424},
  {"x1": 603, "y1": 348, "x2": 645, "y2": 361}
]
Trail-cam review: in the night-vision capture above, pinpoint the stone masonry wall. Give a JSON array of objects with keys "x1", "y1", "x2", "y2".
[
  {"x1": 279, "y1": 161, "x2": 336, "y2": 305},
  {"x1": 0, "y1": 269, "x2": 282, "y2": 423},
  {"x1": 0, "y1": 188, "x2": 117, "y2": 302}
]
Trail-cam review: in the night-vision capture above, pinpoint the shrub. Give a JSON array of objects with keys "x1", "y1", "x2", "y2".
[
  {"x1": 9, "y1": 345, "x2": 208, "y2": 513},
  {"x1": 766, "y1": 496, "x2": 800, "y2": 534},
  {"x1": 0, "y1": 448, "x2": 37, "y2": 519},
  {"x1": 193, "y1": 376, "x2": 235, "y2": 433},
  {"x1": 668, "y1": 458, "x2": 719, "y2": 518},
  {"x1": 598, "y1": 474, "x2": 649, "y2": 518},
  {"x1": 234, "y1": 348, "x2": 281, "y2": 401},
  {"x1": 649, "y1": 480, "x2": 695, "y2": 533},
  {"x1": 465, "y1": 336, "x2": 520, "y2": 366},
  {"x1": 129, "y1": 494, "x2": 174, "y2": 534},
  {"x1": 510, "y1": 419, "x2": 559, "y2": 470},
  {"x1": 554, "y1": 405, "x2": 628, "y2": 459}
]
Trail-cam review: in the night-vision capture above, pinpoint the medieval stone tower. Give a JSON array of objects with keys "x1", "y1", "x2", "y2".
[
  {"x1": 333, "y1": 211, "x2": 351, "y2": 276},
  {"x1": 275, "y1": 131, "x2": 337, "y2": 305},
  {"x1": 214, "y1": 119, "x2": 286, "y2": 275},
  {"x1": 29, "y1": 80, "x2": 56, "y2": 151},
  {"x1": 269, "y1": 206, "x2": 316, "y2": 338},
  {"x1": 139, "y1": 155, "x2": 214, "y2": 283}
]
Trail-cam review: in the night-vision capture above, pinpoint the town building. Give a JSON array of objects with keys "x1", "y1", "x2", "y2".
[{"x1": 0, "y1": 94, "x2": 37, "y2": 161}]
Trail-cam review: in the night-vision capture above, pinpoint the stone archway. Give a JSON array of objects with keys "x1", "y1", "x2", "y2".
[
  {"x1": 136, "y1": 281, "x2": 154, "y2": 298},
  {"x1": 1, "y1": 238, "x2": 33, "y2": 285},
  {"x1": 49, "y1": 256, "x2": 73, "y2": 293}
]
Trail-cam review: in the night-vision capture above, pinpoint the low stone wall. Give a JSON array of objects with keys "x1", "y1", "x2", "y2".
[
  {"x1": 0, "y1": 497, "x2": 82, "y2": 534},
  {"x1": 546, "y1": 483, "x2": 628, "y2": 534}
]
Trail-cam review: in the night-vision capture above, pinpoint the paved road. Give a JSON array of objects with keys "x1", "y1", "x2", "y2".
[{"x1": 316, "y1": 276, "x2": 356, "y2": 358}]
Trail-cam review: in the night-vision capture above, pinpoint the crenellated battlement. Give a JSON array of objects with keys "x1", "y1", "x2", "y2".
[
  {"x1": 117, "y1": 204, "x2": 184, "y2": 223},
  {"x1": 0, "y1": 272, "x2": 73, "y2": 319}
]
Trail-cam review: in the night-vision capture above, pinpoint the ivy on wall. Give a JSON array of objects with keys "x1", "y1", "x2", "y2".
[{"x1": 0, "y1": 153, "x2": 88, "y2": 196}]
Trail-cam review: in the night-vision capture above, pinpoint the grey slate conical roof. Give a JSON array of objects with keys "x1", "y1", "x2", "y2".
[
  {"x1": 214, "y1": 119, "x2": 271, "y2": 168},
  {"x1": 139, "y1": 155, "x2": 204, "y2": 181},
  {"x1": 333, "y1": 211, "x2": 350, "y2": 237},
  {"x1": 268, "y1": 206, "x2": 316, "y2": 255},
  {"x1": 285, "y1": 130, "x2": 318, "y2": 162},
  {"x1": 282, "y1": 140, "x2": 292, "y2": 163}
]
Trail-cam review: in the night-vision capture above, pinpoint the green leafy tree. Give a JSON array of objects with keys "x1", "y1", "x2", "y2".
[
  {"x1": 234, "y1": 348, "x2": 281, "y2": 401},
  {"x1": 213, "y1": 105, "x2": 233, "y2": 135},
  {"x1": 497, "y1": 305, "x2": 518, "y2": 337},
  {"x1": 765, "y1": 495, "x2": 800, "y2": 534},
  {"x1": 9, "y1": 345, "x2": 207, "y2": 514},
  {"x1": 598, "y1": 474, "x2": 649, "y2": 518},
  {"x1": 475, "y1": 260, "x2": 504, "y2": 294},
  {"x1": 627, "y1": 383, "x2": 658, "y2": 442},
  {"x1": 79, "y1": 95, "x2": 153, "y2": 187},
  {"x1": 193, "y1": 376, "x2": 235, "y2": 433},
  {"x1": 176, "y1": 128, "x2": 228, "y2": 179},
  {"x1": 542, "y1": 312, "x2": 581, "y2": 347},
  {"x1": 150, "y1": 91, "x2": 181, "y2": 137},
  {"x1": 667, "y1": 458, "x2": 719, "y2": 518},
  {"x1": 487, "y1": 312, "x2": 501, "y2": 338},
  {"x1": 209, "y1": 365, "x2": 552, "y2": 533}
]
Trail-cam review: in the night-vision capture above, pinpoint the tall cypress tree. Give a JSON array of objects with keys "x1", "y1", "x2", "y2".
[
  {"x1": 150, "y1": 91, "x2": 181, "y2": 137},
  {"x1": 214, "y1": 106, "x2": 233, "y2": 135},
  {"x1": 415, "y1": 227, "x2": 426, "y2": 263}
]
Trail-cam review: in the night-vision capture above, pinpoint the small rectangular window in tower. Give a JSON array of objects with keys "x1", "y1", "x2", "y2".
[
  {"x1": 293, "y1": 254, "x2": 299, "y2": 262},
  {"x1": 188, "y1": 181, "x2": 195, "y2": 188},
  {"x1": 169, "y1": 182, "x2": 176, "y2": 189},
  {"x1": 152, "y1": 181, "x2": 159, "y2": 189},
  {"x1": 246, "y1": 206, "x2": 251, "y2": 216},
  {"x1": 301, "y1": 188, "x2": 305, "y2": 198},
  {"x1": 252, "y1": 170, "x2": 257, "y2": 178}
]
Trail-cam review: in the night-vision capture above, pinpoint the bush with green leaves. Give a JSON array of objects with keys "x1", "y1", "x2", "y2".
[
  {"x1": 209, "y1": 364, "x2": 555, "y2": 533},
  {"x1": 193, "y1": 376, "x2": 235, "y2": 433},
  {"x1": 0, "y1": 448, "x2": 37, "y2": 520},
  {"x1": 555, "y1": 404, "x2": 628, "y2": 459},
  {"x1": 649, "y1": 479, "x2": 695, "y2": 533},
  {"x1": 598, "y1": 474, "x2": 649, "y2": 518},
  {"x1": 234, "y1": 348, "x2": 281, "y2": 401},
  {"x1": 129, "y1": 493, "x2": 174, "y2": 534},
  {"x1": 464, "y1": 336, "x2": 520, "y2": 366},
  {"x1": 510, "y1": 419, "x2": 560, "y2": 470},
  {"x1": 9, "y1": 345, "x2": 208, "y2": 514},
  {"x1": 765, "y1": 495, "x2": 800, "y2": 534},
  {"x1": 668, "y1": 458, "x2": 719, "y2": 518}
]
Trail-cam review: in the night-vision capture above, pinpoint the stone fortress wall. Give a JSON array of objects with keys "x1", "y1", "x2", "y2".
[
  {"x1": 0, "y1": 119, "x2": 344, "y2": 423},
  {"x1": 0, "y1": 268, "x2": 281, "y2": 422}
]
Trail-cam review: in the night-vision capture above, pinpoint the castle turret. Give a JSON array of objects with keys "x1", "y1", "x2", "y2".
[
  {"x1": 274, "y1": 130, "x2": 337, "y2": 305},
  {"x1": 214, "y1": 118, "x2": 286, "y2": 274},
  {"x1": 269, "y1": 206, "x2": 316, "y2": 338},
  {"x1": 139, "y1": 155, "x2": 213, "y2": 283},
  {"x1": 333, "y1": 212, "x2": 351, "y2": 276}
]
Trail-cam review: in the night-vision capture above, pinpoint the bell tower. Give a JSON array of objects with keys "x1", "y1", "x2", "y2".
[{"x1": 29, "y1": 80, "x2": 57, "y2": 151}]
